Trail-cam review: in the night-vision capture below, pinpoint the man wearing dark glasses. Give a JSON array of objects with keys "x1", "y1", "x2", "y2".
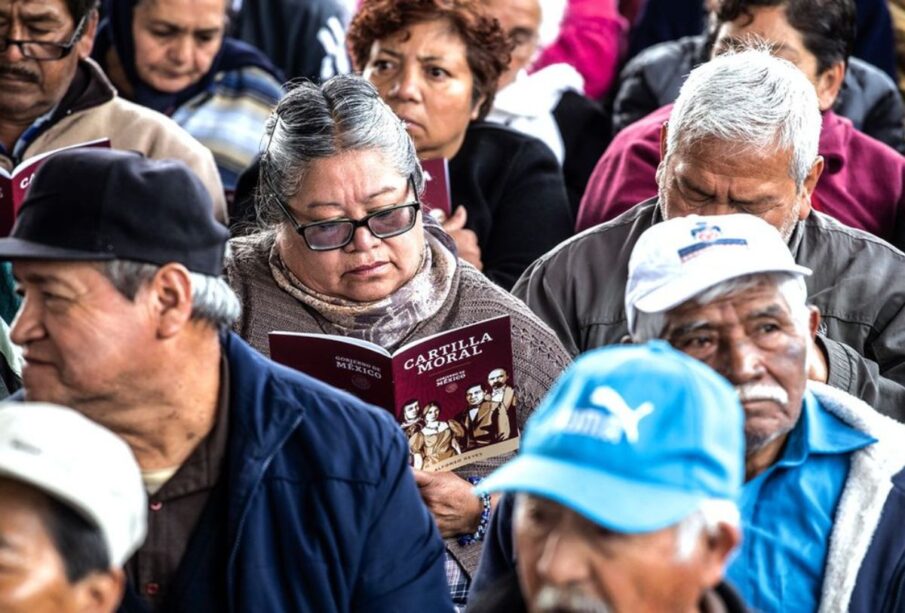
[{"x1": 0, "y1": 0, "x2": 228, "y2": 222}]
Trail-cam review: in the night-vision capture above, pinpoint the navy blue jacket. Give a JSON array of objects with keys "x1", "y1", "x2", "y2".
[{"x1": 120, "y1": 332, "x2": 452, "y2": 612}]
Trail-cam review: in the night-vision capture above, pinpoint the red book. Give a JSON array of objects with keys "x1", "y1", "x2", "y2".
[
  {"x1": 270, "y1": 315, "x2": 519, "y2": 471},
  {"x1": 420, "y1": 157, "x2": 452, "y2": 218},
  {"x1": 0, "y1": 139, "x2": 111, "y2": 236}
]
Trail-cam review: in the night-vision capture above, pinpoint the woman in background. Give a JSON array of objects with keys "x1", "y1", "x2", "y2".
[
  {"x1": 348, "y1": 0, "x2": 574, "y2": 290},
  {"x1": 93, "y1": 0, "x2": 284, "y2": 191}
]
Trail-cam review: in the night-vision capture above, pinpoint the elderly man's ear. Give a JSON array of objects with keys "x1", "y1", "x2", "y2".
[
  {"x1": 72, "y1": 567, "x2": 125, "y2": 612},
  {"x1": 147, "y1": 264, "x2": 196, "y2": 338},
  {"x1": 698, "y1": 522, "x2": 742, "y2": 588},
  {"x1": 806, "y1": 306, "x2": 829, "y2": 383},
  {"x1": 76, "y1": 9, "x2": 100, "y2": 61}
]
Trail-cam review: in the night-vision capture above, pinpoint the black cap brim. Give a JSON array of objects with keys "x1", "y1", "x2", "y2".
[{"x1": 0, "y1": 238, "x2": 116, "y2": 262}]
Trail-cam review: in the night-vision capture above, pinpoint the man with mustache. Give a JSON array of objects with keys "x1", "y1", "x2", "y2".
[
  {"x1": 623, "y1": 214, "x2": 905, "y2": 611},
  {"x1": 513, "y1": 48, "x2": 905, "y2": 420},
  {"x1": 0, "y1": 0, "x2": 226, "y2": 220},
  {"x1": 471, "y1": 214, "x2": 905, "y2": 612},
  {"x1": 468, "y1": 343, "x2": 748, "y2": 613}
]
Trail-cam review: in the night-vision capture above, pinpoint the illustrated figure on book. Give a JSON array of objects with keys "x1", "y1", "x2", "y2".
[
  {"x1": 410, "y1": 402, "x2": 465, "y2": 470},
  {"x1": 456, "y1": 371, "x2": 519, "y2": 451}
]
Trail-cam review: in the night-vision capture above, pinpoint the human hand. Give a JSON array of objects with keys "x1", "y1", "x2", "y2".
[
  {"x1": 413, "y1": 469, "x2": 482, "y2": 538},
  {"x1": 442, "y1": 206, "x2": 483, "y2": 270}
]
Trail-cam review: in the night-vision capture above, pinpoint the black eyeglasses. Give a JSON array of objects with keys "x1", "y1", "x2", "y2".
[
  {"x1": 0, "y1": 14, "x2": 88, "y2": 61},
  {"x1": 270, "y1": 174, "x2": 421, "y2": 251}
]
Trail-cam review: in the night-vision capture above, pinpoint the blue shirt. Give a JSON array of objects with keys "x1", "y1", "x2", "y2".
[{"x1": 726, "y1": 390, "x2": 875, "y2": 612}]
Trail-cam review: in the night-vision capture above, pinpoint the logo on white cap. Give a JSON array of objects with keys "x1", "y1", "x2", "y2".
[
  {"x1": 559, "y1": 387, "x2": 654, "y2": 444},
  {"x1": 678, "y1": 221, "x2": 748, "y2": 262}
]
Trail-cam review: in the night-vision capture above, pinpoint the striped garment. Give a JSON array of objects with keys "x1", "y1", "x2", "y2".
[{"x1": 172, "y1": 66, "x2": 283, "y2": 190}]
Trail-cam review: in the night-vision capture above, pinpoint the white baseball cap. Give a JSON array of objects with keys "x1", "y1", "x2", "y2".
[
  {"x1": 625, "y1": 214, "x2": 812, "y2": 335},
  {"x1": 0, "y1": 403, "x2": 147, "y2": 567}
]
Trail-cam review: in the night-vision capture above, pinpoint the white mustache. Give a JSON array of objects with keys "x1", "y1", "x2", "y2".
[
  {"x1": 533, "y1": 585, "x2": 612, "y2": 613},
  {"x1": 735, "y1": 383, "x2": 789, "y2": 406}
]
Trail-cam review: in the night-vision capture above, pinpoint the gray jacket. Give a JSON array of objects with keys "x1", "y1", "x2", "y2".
[{"x1": 512, "y1": 199, "x2": 905, "y2": 420}]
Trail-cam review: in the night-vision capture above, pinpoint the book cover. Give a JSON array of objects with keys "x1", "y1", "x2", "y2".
[
  {"x1": 420, "y1": 157, "x2": 451, "y2": 218},
  {"x1": 269, "y1": 315, "x2": 518, "y2": 471},
  {"x1": 0, "y1": 138, "x2": 111, "y2": 236}
]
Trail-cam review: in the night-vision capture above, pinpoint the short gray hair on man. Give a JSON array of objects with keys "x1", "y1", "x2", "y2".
[
  {"x1": 99, "y1": 260, "x2": 241, "y2": 328},
  {"x1": 513, "y1": 493, "x2": 739, "y2": 562},
  {"x1": 633, "y1": 272, "x2": 810, "y2": 343},
  {"x1": 256, "y1": 74, "x2": 424, "y2": 228},
  {"x1": 674, "y1": 498, "x2": 740, "y2": 561},
  {"x1": 665, "y1": 48, "x2": 821, "y2": 189}
]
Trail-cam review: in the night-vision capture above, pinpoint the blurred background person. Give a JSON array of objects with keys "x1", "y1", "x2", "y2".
[
  {"x1": 482, "y1": 0, "x2": 611, "y2": 216},
  {"x1": 611, "y1": 0, "x2": 904, "y2": 151},
  {"x1": 348, "y1": 0, "x2": 574, "y2": 289},
  {"x1": 0, "y1": 403, "x2": 146, "y2": 613},
  {"x1": 626, "y1": 0, "x2": 897, "y2": 82},
  {"x1": 229, "y1": 0, "x2": 350, "y2": 82},
  {"x1": 225, "y1": 75, "x2": 571, "y2": 603},
  {"x1": 93, "y1": 0, "x2": 284, "y2": 191}
]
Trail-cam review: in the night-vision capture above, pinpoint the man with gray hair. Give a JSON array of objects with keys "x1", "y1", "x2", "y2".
[
  {"x1": 0, "y1": 149, "x2": 451, "y2": 611},
  {"x1": 478, "y1": 214, "x2": 905, "y2": 611},
  {"x1": 513, "y1": 48, "x2": 905, "y2": 420}
]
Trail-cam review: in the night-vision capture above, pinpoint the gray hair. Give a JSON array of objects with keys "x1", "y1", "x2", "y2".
[
  {"x1": 674, "y1": 499, "x2": 740, "y2": 561},
  {"x1": 633, "y1": 272, "x2": 810, "y2": 343},
  {"x1": 513, "y1": 493, "x2": 738, "y2": 563},
  {"x1": 256, "y1": 75, "x2": 424, "y2": 228},
  {"x1": 665, "y1": 48, "x2": 821, "y2": 189},
  {"x1": 99, "y1": 260, "x2": 241, "y2": 328}
]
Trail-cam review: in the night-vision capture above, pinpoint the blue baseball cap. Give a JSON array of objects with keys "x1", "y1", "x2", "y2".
[{"x1": 477, "y1": 341, "x2": 744, "y2": 533}]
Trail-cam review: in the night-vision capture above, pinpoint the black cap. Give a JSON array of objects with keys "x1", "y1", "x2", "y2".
[{"x1": 0, "y1": 149, "x2": 229, "y2": 276}]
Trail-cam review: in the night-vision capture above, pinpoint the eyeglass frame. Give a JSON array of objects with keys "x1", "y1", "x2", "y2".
[
  {"x1": 268, "y1": 172, "x2": 422, "y2": 252},
  {"x1": 0, "y1": 13, "x2": 89, "y2": 61}
]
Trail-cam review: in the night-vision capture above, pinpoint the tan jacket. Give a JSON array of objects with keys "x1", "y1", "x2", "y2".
[{"x1": 1, "y1": 59, "x2": 227, "y2": 222}]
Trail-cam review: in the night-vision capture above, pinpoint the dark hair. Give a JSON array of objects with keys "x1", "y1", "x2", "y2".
[
  {"x1": 66, "y1": 0, "x2": 100, "y2": 23},
  {"x1": 713, "y1": 0, "x2": 855, "y2": 72},
  {"x1": 347, "y1": 0, "x2": 512, "y2": 120},
  {"x1": 39, "y1": 494, "x2": 110, "y2": 582}
]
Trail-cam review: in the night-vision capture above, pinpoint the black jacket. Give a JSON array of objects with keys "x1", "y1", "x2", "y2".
[
  {"x1": 118, "y1": 332, "x2": 451, "y2": 612},
  {"x1": 231, "y1": 0, "x2": 347, "y2": 82},
  {"x1": 449, "y1": 122, "x2": 573, "y2": 291},
  {"x1": 611, "y1": 34, "x2": 905, "y2": 154},
  {"x1": 552, "y1": 91, "x2": 611, "y2": 217}
]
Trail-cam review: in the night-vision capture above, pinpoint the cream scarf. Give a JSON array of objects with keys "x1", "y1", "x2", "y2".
[{"x1": 269, "y1": 232, "x2": 457, "y2": 350}]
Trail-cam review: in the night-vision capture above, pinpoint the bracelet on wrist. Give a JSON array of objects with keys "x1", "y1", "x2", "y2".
[{"x1": 458, "y1": 476, "x2": 492, "y2": 546}]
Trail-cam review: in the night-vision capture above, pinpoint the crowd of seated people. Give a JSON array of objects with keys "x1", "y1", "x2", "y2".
[{"x1": 0, "y1": 0, "x2": 904, "y2": 611}]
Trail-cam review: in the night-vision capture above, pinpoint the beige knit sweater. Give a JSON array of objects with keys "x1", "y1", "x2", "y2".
[{"x1": 225, "y1": 231, "x2": 572, "y2": 574}]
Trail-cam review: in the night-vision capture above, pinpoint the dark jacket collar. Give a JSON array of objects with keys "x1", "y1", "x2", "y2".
[{"x1": 49, "y1": 58, "x2": 116, "y2": 125}]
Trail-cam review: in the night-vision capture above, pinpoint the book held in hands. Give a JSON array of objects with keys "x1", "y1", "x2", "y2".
[
  {"x1": 269, "y1": 315, "x2": 519, "y2": 471},
  {"x1": 0, "y1": 139, "x2": 111, "y2": 236}
]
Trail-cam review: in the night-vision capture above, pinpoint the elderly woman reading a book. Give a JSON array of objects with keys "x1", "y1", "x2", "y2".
[{"x1": 224, "y1": 74, "x2": 569, "y2": 599}]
